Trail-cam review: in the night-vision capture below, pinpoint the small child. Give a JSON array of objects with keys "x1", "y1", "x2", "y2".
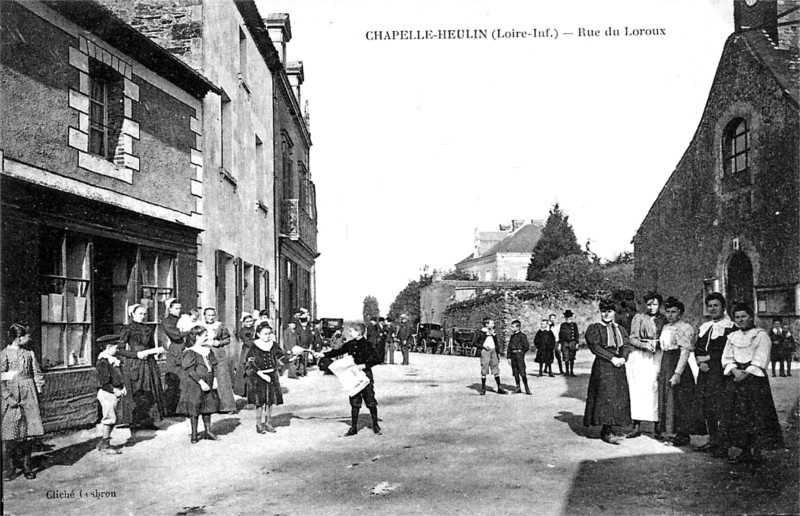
[
  {"x1": 177, "y1": 326, "x2": 221, "y2": 443},
  {"x1": 534, "y1": 319, "x2": 556, "y2": 377},
  {"x1": 507, "y1": 320, "x2": 531, "y2": 394},
  {"x1": 96, "y1": 335, "x2": 126, "y2": 454},
  {"x1": 245, "y1": 322, "x2": 285, "y2": 433}
]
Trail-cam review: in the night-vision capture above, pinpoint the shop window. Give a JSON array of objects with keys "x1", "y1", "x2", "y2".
[
  {"x1": 757, "y1": 286, "x2": 797, "y2": 316},
  {"x1": 40, "y1": 232, "x2": 92, "y2": 369},
  {"x1": 88, "y1": 59, "x2": 124, "y2": 163},
  {"x1": 138, "y1": 249, "x2": 176, "y2": 345}
]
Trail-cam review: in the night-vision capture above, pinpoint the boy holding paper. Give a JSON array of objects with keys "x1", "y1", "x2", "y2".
[{"x1": 318, "y1": 323, "x2": 382, "y2": 436}]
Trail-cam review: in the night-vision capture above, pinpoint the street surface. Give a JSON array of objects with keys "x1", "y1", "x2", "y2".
[{"x1": 3, "y1": 349, "x2": 799, "y2": 516}]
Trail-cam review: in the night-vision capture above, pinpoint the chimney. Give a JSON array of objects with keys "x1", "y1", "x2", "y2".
[
  {"x1": 264, "y1": 13, "x2": 292, "y2": 64},
  {"x1": 286, "y1": 61, "x2": 304, "y2": 105},
  {"x1": 734, "y1": 0, "x2": 779, "y2": 44},
  {"x1": 531, "y1": 219, "x2": 544, "y2": 227},
  {"x1": 511, "y1": 219, "x2": 525, "y2": 231}
]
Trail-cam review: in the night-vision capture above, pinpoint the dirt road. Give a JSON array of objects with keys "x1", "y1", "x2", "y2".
[{"x1": 3, "y1": 350, "x2": 798, "y2": 515}]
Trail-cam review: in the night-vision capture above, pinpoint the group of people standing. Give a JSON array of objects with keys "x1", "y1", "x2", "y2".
[
  {"x1": 365, "y1": 314, "x2": 414, "y2": 366},
  {"x1": 583, "y1": 292, "x2": 789, "y2": 466}
]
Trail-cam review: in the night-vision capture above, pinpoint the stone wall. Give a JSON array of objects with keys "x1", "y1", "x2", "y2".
[
  {"x1": 443, "y1": 288, "x2": 600, "y2": 344},
  {"x1": 96, "y1": 0, "x2": 203, "y2": 72}
]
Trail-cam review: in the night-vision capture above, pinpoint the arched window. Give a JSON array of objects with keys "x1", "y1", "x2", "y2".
[{"x1": 723, "y1": 118, "x2": 749, "y2": 176}]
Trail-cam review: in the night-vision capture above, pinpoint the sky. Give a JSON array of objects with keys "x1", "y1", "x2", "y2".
[{"x1": 256, "y1": 0, "x2": 735, "y2": 319}]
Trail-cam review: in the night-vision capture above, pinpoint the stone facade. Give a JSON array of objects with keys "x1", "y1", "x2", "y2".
[
  {"x1": 0, "y1": 0, "x2": 215, "y2": 431},
  {"x1": 634, "y1": 3, "x2": 799, "y2": 331}
]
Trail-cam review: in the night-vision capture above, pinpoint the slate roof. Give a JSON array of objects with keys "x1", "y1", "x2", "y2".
[
  {"x1": 741, "y1": 20, "x2": 800, "y2": 106},
  {"x1": 456, "y1": 223, "x2": 542, "y2": 266}
]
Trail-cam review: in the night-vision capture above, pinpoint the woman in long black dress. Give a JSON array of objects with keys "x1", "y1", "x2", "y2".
[
  {"x1": 117, "y1": 304, "x2": 165, "y2": 431},
  {"x1": 720, "y1": 303, "x2": 783, "y2": 464},
  {"x1": 583, "y1": 299, "x2": 632, "y2": 444},
  {"x1": 162, "y1": 298, "x2": 188, "y2": 416},
  {"x1": 245, "y1": 321, "x2": 285, "y2": 433},
  {"x1": 234, "y1": 312, "x2": 257, "y2": 397},
  {"x1": 177, "y1": 326, "x2": 221, "y2": 444}
]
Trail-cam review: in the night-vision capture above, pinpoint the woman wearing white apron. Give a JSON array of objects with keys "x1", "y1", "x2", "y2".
[{"x1": 626, "y1": 292, "x2": 666, "y2": 438}]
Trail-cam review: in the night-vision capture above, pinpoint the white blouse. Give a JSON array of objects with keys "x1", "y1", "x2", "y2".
[{"x1": 722, "y1": 327, "x2": 771, "y2": 377}]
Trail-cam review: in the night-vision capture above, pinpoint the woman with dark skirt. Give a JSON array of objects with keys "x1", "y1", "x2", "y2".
[
  {"x1": 234, "y1": 312, "x2": 257, "y2": 398},
  {"x1": 657, "y1": 297, "x2": 703, "y2": 446},
  {"x1": 162, "y1": 298, "x2": 188, "y2": 417},
  {"x1": 720, "y1": 303, "x2": 784, "y2": 465},
  {"x1": 177, "y1": 326, "x2": 221, "y2": 444},
  {"x1": 245, "y1": 321, "x2": 285, "y2": 433},
  {"x1": 583, "y1": 299, "x2": 632, "y2": 445},
  {"x1": 117, "y1": 304, "x2": 165, "y2": 431}
]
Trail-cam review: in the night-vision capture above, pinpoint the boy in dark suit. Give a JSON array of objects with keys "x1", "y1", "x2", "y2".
[{"x1": 507, "y1": 320, "x2": 531, "y2": 394}]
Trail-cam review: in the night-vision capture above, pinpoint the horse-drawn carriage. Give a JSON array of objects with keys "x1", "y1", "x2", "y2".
[{"x1": 413, "y1": 323, "x2": 447, "y2": 354}]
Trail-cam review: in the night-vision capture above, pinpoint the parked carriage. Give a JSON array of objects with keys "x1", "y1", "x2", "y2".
[
  {"x1": 413, "y1": 323, "x2": 446, "y2": 354},
  {"x1": 449, "y1": 327, "x2": 478, "y2": 356}
]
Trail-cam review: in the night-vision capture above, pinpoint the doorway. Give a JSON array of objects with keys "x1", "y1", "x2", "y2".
[{"x1": 726, "y1": 251, "x2": 754, "y2": 315}]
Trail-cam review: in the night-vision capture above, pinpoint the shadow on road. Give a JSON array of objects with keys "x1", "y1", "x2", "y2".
[
  {"x1": 466, "y1": 382, "x2": 516, "y2": 394},
  {"x1": 211, "y1": 416, "x2": 241, "y2": 436},
  {"x1": 562, "y1": 449, "x2": 799, "y2": 516},
  {"x1": 271, "y1": 412, "x2": 293, "y2": 429},
  {"x1": 554, "y1": 411, "x2": 587, "y2": 437},
  {"x1": 33, "y1": 437, "x2": 103, "y2": 473}
]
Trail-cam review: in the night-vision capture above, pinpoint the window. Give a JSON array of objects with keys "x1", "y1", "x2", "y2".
[
  {"x1": 239, "y1": 27, "x2": 248, "y2": 87},
  {"x1": 138, "y1": 249, "x2": 175, "y2": 330},
  {"x1": 40, "y1": 231, "x2": 92, "y2": 369},
  {"x1": 88, "y1": 59, "x2": 124, "y2": 163},
  {"x1": 723, "y1": 118, "x2": 749, "y2": 177},
  {"x1": 757, "y1": 286, "x2": 797, "y2": 316}
]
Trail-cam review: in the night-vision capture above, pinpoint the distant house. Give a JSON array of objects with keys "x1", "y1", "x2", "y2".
[
  {"x1": 634, "y1": 0, "x2": 799, "y2": 327},
  {"x1": 456, "y1": 220, "x2": 543, "y2": 281}
]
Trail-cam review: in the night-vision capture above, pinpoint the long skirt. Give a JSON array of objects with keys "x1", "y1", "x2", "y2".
[
  {"x1": 246, "y1": 371, "x2": 283, "y2": 407},
  {"x1": 626, "y1": 348, "x2": 661, "y2": 422},
  {"x1": 176, "y1": 380, "x2": 220, "y2": 417},
  {"x1": 720, "y1": 373, "x2": 783, "y2": 450},
  {"x1": 118, "y1": 356, "x2": 165, "y2": 426},
  {"x1": 657, "y1": 350, "x2": 704, "y2": 436},
  {"x1": 584, "y1": 359, "x2": 632, "y2": 427},
  {"x1": 1, "y1": 377, "x2": 44, "y2": 440},
  {"x1": 213, "y1": 347, "x2": 237, "y2": 412}
]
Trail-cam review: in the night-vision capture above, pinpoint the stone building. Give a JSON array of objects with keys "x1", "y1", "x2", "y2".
[
  {"x1": 101, "y1": 0, "x2": 318, "y2": 334},
  {"x1": 634, "y1": 0, "x2": 799, "y2": 328},
  {"x1": 0, "y1": 0, "x2": 218, "y2": 430},
  {"x1": 455, "y1": 220, "x2": 543, "y2": 281}
]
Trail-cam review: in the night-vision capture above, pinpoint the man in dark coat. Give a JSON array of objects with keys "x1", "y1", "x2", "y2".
[
  {"x1": 396, "y1": 314, "x2": 414, "y2": 366},
  {"x1": 296, "y1": 315, "x2": 314, "y2": 376},
  {"x1": 507, "y1": 320, "x2": 531, "y2": 394},
  {"x1": 366, "y1": 317, "x2": 381, "y2": 357},
  {"x1": 319, "y1": 323, "x2": 382, "y2": 436}
]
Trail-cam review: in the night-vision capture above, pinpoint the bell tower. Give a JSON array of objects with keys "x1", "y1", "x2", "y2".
[{"x1": 734, "y1": 0, "x2": 779, "y2": 43}]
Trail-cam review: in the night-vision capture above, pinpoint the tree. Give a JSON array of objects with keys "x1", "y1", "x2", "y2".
[
  {"x1": 526, "y1": 203, "x2": 583, "y2": 281},
  {"x1": 542, "y1": 254, "x2": 602, "y2": 292},
  {"x1": 388, "y1": 268, "x2": 433, "y2": 323},
  {"x1": 362, "y1": 295, "x2": 380, "y2": 322},
  {"x1": 442, "y1": 269, "x2": 476, "y2": 281}
]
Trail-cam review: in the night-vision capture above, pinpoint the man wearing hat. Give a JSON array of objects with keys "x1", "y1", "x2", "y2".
[
  {"x1": 396, "y1": 314, "x2": 414, "y2": 366},
  {"x1": 559, "y1": 310, "x2": 580, "y2": 377},
  {"x1": 296, "y1": 313, "x2": 314, "y2": 376},
  {"x1": 282, "y1": 319, "x2": 300, "y2": 379}
]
